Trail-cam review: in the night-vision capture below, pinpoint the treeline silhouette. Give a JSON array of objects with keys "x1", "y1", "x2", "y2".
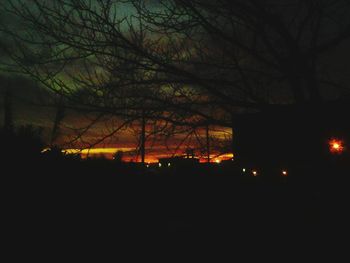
[
  {"x1": 1, "y1": 118, "x2": 348, "y2": 241},
  {"x1": 3, "y1": 99, "x2": 349, "y2": 182}
]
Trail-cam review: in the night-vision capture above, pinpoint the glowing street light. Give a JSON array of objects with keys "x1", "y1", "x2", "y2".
[
  {"x1": 329, "y1": 138, "x2": 345, "y2": 154},
  {"x1": 282, "y1": 170, "x2": 288, "y2": 176},
  {"x1": 252, "y1": 170, "x2": 258, "y2": 176}
]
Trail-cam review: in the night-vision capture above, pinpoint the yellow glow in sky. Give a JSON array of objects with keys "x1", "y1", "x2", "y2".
[{"x1": 64, "y1": 148, "x2": 134, "y2": 155}]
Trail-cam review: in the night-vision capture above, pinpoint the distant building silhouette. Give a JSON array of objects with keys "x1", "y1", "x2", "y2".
[
  {"x1": 185, "y1": 148, "x2": 195, "y2": 159},
  {"x1": 158, "y1": 156, "x2": 199, "y2": 168}
]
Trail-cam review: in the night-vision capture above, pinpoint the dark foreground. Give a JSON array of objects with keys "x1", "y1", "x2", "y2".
[
  {"x1": 1, "y1": 159, "x2": 349, "y2": 260},
  {"x1": 2, "y1": 158, "x2": 349, "y2": 257}
]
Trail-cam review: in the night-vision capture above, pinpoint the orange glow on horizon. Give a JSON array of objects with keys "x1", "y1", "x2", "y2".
[
  {"x1": 206, "y1": 153, "x2": 234, "y2": 163},
  {"x1": 64, "y1": 148, "x2": 134, "y2": 155},
  {"x1": 61, "y1": 148, "x2": 234, "y2": 163}
]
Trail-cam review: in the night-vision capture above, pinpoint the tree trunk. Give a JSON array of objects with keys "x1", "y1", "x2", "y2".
[
  {"x1": 305, "y1": 74, "x2": 321, "y2": 102},
  {"x1": 290, "y1": 77, "x2": 307, "y2": 104},
  {"x1": 4, "y1": 86, "x2": 14, "y2": 132},
  {"x1": 206, "y1": 124, "x2": 210, "y2": 163},
  {"x1": 231, "y1": 115, "x2": 235, "y2": 160},
  {"x1": 51, "y1": 95, "x2": 65, "y2": 145},
  {"x1": 140, "y1": 110, "x2": 146, "y2": 164}
]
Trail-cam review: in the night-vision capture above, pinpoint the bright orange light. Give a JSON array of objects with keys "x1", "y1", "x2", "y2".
[
  {"x1": 329, "y1": 139, "x2": 345, "y2": 154},
  {"x1": 215, "y1": 159, "x2": 221, "y2": 164}
]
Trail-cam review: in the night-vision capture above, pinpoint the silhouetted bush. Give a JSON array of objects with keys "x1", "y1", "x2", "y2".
[{"x1": 0, "y1": 125, "x2": 44, "y2": 162}]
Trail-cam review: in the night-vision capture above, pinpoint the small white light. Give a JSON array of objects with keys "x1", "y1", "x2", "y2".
[
  {"x1": 168, "y1": 163, "x2": 171, "y2": 167},
  {"x1": 242, "y1": 168, "x2": 246, "y2": 173},
  {"x1": 146, "y1": 164, "x2": 149, "y2": 168},
  {"x1": 215, "y1": 159, "x2": 221, "y2": 164},
  {"x1": 252, "y1": 170, "x2": 258, "y2": 176},
  {"x1": 158, "y1": 163, "x2": 162, "y2": 167},
  {"x1": 282, "y1": 170, "x2": 288, "y2": 176}
]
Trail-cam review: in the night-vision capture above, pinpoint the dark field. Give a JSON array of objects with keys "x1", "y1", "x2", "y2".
[{"x1": 4, "y1": 159, "x2": 348, "y2": 242}]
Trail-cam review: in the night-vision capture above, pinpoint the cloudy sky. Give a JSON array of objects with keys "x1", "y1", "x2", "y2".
[{"x1": 1, "y1": 0, "x2": 350, "y2": 162}]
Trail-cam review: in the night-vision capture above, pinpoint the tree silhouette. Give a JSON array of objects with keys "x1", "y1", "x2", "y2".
[
  {"x1": 1, "y1": 0, "x2": 350, "y2": 154},
  {"x1": 3, "y1": 85, "x2": 14, "y2": 133},
  {"x1": 0, "y1": 124, "x2": 44, "y2": 164},
  {"x1": 113, "y1": 150, "x2": 124, "y2": 163}
]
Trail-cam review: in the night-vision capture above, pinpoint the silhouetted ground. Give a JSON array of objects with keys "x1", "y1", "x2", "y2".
[
  {"x1": 1, "y1": 117, "x2": 349, "y2": 253},
  {"x1": 3, "y1": 157, "x2": 348, "y2": 244}
]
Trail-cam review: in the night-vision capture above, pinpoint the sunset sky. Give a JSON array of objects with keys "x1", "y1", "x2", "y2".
[
  {"x1": 0, "y1": 0, "x2": 233, "y2": 162},
  {"x1": 1, "y1": 0, "x2": 350, "y2": 162},
  {"x1": 0, "y1": 73, "x2": 233, "y2": 162}
]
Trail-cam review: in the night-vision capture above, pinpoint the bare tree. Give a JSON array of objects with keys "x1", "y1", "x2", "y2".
[
  {"x1": 3, "y1": 83, "x2": 14, "y2": 132},
  {"x1": 50, "y1": 94, "x2": 65, "y2": 146},
  {"x1": 1, "y1": 0, "x2": 350, "y2": 155}
]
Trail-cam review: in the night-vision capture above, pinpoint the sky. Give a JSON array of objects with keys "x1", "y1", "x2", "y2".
[
  {"x1": 1, "y1": 0, "x2": 350, "y2": 162},
  {"x1": 0, "y1": 72, "x2": 233, "y2": 162},
  {"x1": 0, "y1": 0, "x2": 233, "y2": 162}
]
